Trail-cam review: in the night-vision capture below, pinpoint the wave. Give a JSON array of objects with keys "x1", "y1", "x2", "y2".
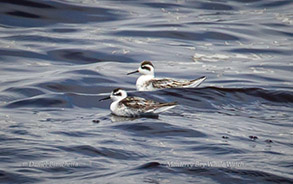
[
  {"x1": 3, "y1": 87, "x2": 292, "y2": 109},
  {"x1": 0, "y1": 0, "x2": 125, "y2": 27},
  {"x1": 136, "y1": 161, "x2": 293, "y2": 183}
]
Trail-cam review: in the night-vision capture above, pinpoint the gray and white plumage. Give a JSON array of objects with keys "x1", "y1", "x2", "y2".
[
  {"x1": 127, "y1": 61, "x2": 206, "y2": 91},
  {"x1": 100, "y1": 88, "x2": 176, "y2": 117}
]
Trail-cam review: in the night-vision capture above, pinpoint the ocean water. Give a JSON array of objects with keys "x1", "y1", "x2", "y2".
[{"x1": 0, "y1": 0, "x2": 292, "y2": 183}]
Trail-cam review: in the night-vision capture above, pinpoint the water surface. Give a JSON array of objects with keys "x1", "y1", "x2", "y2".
[{"x1": 0, "y1": 0, "x2": 292, "y2": 183}]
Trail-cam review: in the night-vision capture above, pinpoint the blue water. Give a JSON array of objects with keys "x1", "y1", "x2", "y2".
[{"x1": 0, "y1": 0, "x2": 292, "y2": 183}]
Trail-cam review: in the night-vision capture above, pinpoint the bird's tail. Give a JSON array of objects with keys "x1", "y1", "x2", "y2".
[
  {"x1": 152, "y1": 102, "x2": 177, "y2": 114},
  {"x1": 185, "y1": 76, "x2": 206, "y2": 88}
]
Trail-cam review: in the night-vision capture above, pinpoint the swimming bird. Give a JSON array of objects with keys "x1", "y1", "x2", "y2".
[
  {"x1": 99, "y1": 88, "x2": 176, "y2": 117},
  {"x1": 127, "y1": 61, "x2": 206, "y2": 91}
]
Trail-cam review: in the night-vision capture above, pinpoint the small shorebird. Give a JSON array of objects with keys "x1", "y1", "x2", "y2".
[
  {"x1": 99, "y1": 88, "x2": 176, "y2": 117},
  {"x1": 127, "y1": 61, "x2": 206, "y2": 91}
]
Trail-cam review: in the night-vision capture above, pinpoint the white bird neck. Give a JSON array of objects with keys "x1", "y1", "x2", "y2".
[
  {"x1": 136, "y1": 74, "x2": 154, "y2": 91},
  {"x1": 137, "y1": 74, "x2": 154, "y2": 82}
]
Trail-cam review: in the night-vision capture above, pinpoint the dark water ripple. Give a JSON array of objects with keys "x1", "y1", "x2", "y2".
[
  {"x1": 1, "y1": 0, "x2": 125, "y2": 27},
  {"x1": 113, "y1": 121, "x2": 207, "y2": 138},
  {"x1": 6, "y1": 96, "x2": 68, "y2": 108},
  {"x1": 0, "y1": 170, "x2": 42, "y2": 183},
  {"x1": 0, "y1": 0, "x2": 293, "y2": 183},
  {"x1": 136, "y1": 162, "x2": 293, "y2": 184},
  {"x1": 113, "y1": 30, "x2": 241, "y2": 41}
]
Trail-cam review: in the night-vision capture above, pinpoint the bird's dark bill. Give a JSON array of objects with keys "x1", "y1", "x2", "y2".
[
  {"x1": 99, "y1": 96, "x2": 110, "y2": 101},
  {"x1": 127, "y1": 70, "x2": 139, "y2": 75}
]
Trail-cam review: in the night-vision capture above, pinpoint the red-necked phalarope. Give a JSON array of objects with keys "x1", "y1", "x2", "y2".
[
  {"x1": 99, "y1": 88, "x2": 176, "y2": 117},
  {"x1": 127, "y1": 61, "x2": 206, "y2": 91}
]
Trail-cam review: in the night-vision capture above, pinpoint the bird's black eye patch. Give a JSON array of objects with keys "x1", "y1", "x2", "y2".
[
  {"x1": 141, "y1": 61, "x2": 154, "y2": 67},
  {"x1": 141, "y1": 66, "x2": 151, "y2": 71},
  {"x1": 113, "y1": 88, "x2": 121, "y2": 93}
]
